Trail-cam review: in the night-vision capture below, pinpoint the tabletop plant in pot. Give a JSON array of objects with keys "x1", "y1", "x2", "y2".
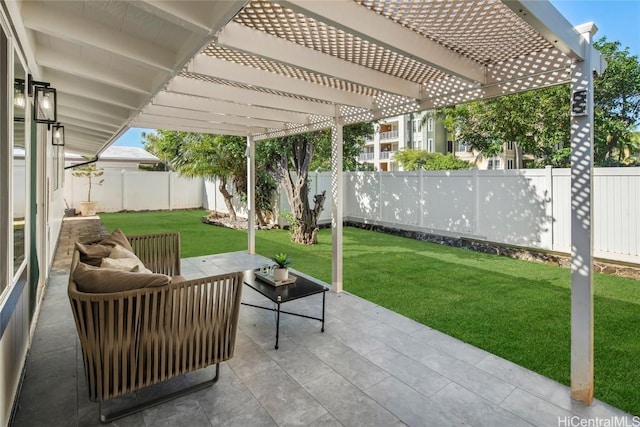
[
  {"x1": 272, "y1": 252, "x2": 291, "y2": 281},
  {"x1": 71, "y1": 164, "x2": 104, "y2": 216}
]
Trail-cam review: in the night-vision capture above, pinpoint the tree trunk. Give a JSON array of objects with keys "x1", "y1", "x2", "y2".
[
  {"x1": 218, "y1": 177, "x2": 237, "y2": 221},
  {"x1": 256, "y1": 209, "x2": 267, "y2": 227},
  {"x1": 276, "y1": 137, "x2": 326, "y2": 244},
  {"x1": 288, "y1": 190, "x2": 325, "y2": 244}
]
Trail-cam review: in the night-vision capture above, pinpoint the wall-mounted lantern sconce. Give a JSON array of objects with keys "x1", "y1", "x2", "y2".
[
  {"x1": 14, "y1": 78, "x2": 26, "y2": 122},
  {"x1": 21, "y1": 74, "x2": 58, "y2": 125},
  {"x1": 52, "y1": 123, "x2": 65, "y2": 146}
]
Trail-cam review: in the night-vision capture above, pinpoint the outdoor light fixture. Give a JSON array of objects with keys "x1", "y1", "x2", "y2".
[
  {"x1": 51, "y1": 123, "x2": 65, "y2": 146},
  {"x1": 14, "y1": 78, "x2": 26, "y2": 122},
  {"x1": 26, "y1": 74, "x2": 58, "y2": 125}
]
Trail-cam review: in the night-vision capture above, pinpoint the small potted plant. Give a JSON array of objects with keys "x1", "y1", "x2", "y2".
[{"x1": 272, "y1": 252, "x2": 291, "y2": 281}]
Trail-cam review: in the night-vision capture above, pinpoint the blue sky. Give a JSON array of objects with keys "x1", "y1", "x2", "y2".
[
  {"x1": 114, "y1": 1, "x2": 640, "y2": 149},
  {"x1": 550, "y1": 0, "x2": 639, "y2": 56}
]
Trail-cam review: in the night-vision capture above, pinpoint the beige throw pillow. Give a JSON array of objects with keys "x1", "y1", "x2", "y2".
[
  {"x1": 73, "y1": 262, "x2": 171, "y2": 293},
  {"x1": 107, "y1": 244, "x2": 152, "y2": 274},
  {"x1": 75, "y1": 228, "x2": 133, "y2": 266},
  {"x1": 99, "y1": 228, "x2": 134, "y2": 252},
  {"x1": 75, "y1": 242, "x2": 112, "y2": 266},
  {"x1": 101, "y1": 257, "x2": 140, "y2": 272}
]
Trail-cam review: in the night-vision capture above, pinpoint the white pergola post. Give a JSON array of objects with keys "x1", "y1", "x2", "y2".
[
  {"x1": 247, "y1": 134, "x2": 255, "y2": 254},
  {"x1": 331, "y1": 107, "x2": 343, "y2": 293},
  {"x1": 570, "y1": 23, "x2": 599, "y2": 405}
]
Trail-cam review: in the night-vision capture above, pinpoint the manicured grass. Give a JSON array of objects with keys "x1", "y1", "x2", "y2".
[{"x1": 100, "y1": 209, "x2": 640, "y2": 415}]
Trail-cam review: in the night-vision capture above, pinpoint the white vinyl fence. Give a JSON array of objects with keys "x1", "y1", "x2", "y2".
[
  {"x1": 63, "y1": 167, "x2": 640, "y2": 264},
  {"x1": 339, "y1": 167, "x2": 640, "y2": 264},
  {"x1": 64, "y1": 170, "x2": 205, "y2": 212}
]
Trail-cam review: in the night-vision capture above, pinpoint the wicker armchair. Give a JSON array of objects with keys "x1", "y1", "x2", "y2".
[{"x1": 68, "y1": 232, "x2": 244, "y2": 423}]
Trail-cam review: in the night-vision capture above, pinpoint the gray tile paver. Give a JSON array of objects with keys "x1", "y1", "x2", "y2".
[
  {"x1": 476, "y1": 354, "x2": 576, "y2": 412},
  {"x1": 241, "y1": 366, "x2": 328, "y2": 426},
  {"x1": 265, "y1": 338, "x2": 333, "y2": 386},
  {"x1": 499, "y1": 387, "x2": 573, "y2": 427},
  {"x1": 410, "y1": 328, "x2": 490, "y2": 366},
  {"x1": 298, "y1": 334, "x2": 391, "y2": 391},
  {"x1": 304, "y1": 372, "x2": 404, "y2": 427},
  {"x1": 364, "y1": 346, "x2": 451, "y2": 398},
  {"x1": 141, "y1": 395, "x2": 212, "y2": 427},
  {"x1": 323, "y1": 316, "x2": 386, "y2": 356},
  {"x1": 431, "y1": 383, "x2": 534, "y2": 427},
  {"x1": 364, "y1": 376, "x2": 467, "y2": 427},
  {"x1": 193, "y1": 365, "x2": 277, "y2": 427}
]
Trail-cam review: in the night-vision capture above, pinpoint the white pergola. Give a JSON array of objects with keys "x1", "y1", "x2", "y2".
[{"x1": 8, "y1": 0, "x2": 604, "y2": 405}]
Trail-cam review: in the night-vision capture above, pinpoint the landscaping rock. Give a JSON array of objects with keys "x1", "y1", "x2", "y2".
[{"x1": 345, "y1": 220, "x2": 640, "y2": 281}]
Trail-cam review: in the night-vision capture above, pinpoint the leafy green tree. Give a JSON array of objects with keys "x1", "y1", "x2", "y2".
[
  {"x1": 71, "y1": 164, "x2": 104, "y2": 202},
  {"x1": 141, "y1": 130, "x2": 185, "y2": 169},
  {"x1": 440, "y1": 84, "x2": 571, "y2": 167},
  {"x1": 394, "y1": 150, "x2": 471, "y2": 171},
  {"x1": 593, "y1": 38, "x2": 640, "y2": 164},
  {"x1": 440, "y1": 38, "x2": 639, "y2": 167},
  {"x1": 261, "y1": 122, "x2": 373, "y2": 244},
  {"x1": 143, "y1": 131, "x2": 245, "y2": 221},
  {"x1": 310, "y1": 122, "x2": 374, "y2": 171}
]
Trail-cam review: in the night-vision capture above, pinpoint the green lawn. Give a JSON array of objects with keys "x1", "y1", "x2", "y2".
[{"x1": 100, "y1": 209, "x2": 640, "y2": 415}]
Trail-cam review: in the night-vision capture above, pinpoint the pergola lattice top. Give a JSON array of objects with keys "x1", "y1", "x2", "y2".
[{"x1": 15, "y1": 0, "x2": 586, "y2": 154}]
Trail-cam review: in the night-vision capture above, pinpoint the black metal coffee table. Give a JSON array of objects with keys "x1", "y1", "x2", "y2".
[{"x1": 242, "y1": 270, "x2": 328, "y2": 349}]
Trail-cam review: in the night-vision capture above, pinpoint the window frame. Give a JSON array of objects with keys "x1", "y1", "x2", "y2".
[{"x1": 0, "y1": 19, "x2": 9, "y2": 299}]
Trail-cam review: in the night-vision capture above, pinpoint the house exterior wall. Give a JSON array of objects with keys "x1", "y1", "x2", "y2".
[{"x1": 0, "y1": 11, "x2": 65, "y2": 425}]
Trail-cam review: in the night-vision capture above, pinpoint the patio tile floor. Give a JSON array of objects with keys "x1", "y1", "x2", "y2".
[{"x1": 12, "y1": 218, "x2": 635, "y2": 426}]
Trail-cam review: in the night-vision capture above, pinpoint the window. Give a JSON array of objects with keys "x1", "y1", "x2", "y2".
[
  {"x1": 457, "y1": 142, "x2": 473, "y2": 153},
  {"x1": 507, "y1": 159, "x2": 515, "y2": 169},
  {"x1": 1, "y1": 24, "x2": 7, "y2": 295},
  {"x1": 507, "y1": 141, "x2": 514, "y2": 151},
  {"x1": 52, "y1": 146, "x2": 64, "y2": 190},
  {"x1": 13, "y1": 50, "x2": 27, "y2": 276},
  {"x1": 487, "y1": 158, "x2": 502, "y2": 170},
  {"x1": 427, "y1": 138, "x2": 434, "y2": 152},
  {"x1": 427, "y1": 117, "x2": 434, "y2": 132}
]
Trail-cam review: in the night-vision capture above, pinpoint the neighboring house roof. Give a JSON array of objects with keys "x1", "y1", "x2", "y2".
[{"x1": 66, "y1": 146, "x2": 159, "y2": 163}]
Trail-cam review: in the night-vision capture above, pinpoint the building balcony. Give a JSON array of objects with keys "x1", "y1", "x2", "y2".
[
  {"x1": 380, "y1": 150, "x2": 396, "y2": 160},
  {"x1": 379, "y1": 130, "x2": 399, "y2": 141},
  {"x1": 358, "y1": 152, "x2": 374, "y2": 161}
]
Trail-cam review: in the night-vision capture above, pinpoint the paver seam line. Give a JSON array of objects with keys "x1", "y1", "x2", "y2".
[{"x1": 230, "y1": 343, "x2": 325, "y2": 427}]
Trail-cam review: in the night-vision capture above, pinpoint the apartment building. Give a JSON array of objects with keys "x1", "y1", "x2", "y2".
[
  {"x1": 358, "y1": 111, "x2": 447, "y2": 171},
  {"x1": 359, "y1": 111, "x2": 528, "y2": 171},
  {"x1": 453, "y1": 140, "x2": 528, "y2": 170}
]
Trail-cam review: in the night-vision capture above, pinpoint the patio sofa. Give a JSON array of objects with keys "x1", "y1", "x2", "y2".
[{"x1": 67, "y1": 230, "x2": 244, "y2": 422}]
